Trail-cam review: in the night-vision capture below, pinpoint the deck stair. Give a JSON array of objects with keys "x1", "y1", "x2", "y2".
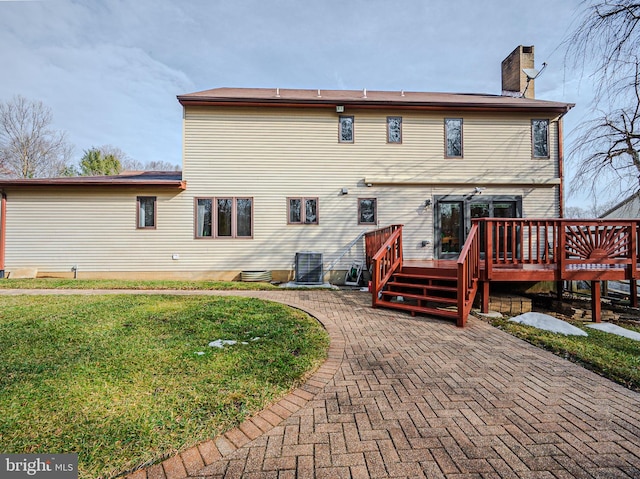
[
  {"x1": 366, "y1": 224, "x2": 480, "y2": 327},
  {"x1": 378, "y1": 268, "x2": 460, "y2": 320}
]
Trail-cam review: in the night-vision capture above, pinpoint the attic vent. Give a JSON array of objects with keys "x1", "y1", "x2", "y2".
[{"x1": 295, "y1": 252, "x2": 323, "y2": 284}]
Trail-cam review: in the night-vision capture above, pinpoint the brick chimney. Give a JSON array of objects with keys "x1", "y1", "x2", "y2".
[{"x1": 502, "y1": 45, "x2": 535, "y2": 98}]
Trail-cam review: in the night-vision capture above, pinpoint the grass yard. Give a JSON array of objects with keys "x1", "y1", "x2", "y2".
[
  {"x1": 0, "y1": 295, "x2": 329, "y2": 479},
  {"x1": 490, "y1": 317, "x2": 640, "y2": 391},
  {"x1": 0, "y1": 278, "x2": 280, "y2": 290}
]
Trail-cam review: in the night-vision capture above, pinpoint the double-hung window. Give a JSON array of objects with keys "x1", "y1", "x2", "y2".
[
  {"x1": 195, "y1": 197, "x2": 253, "y2": 238},
  {"x1": 445, "y1": 118, "x2": 463, "y2": 157},
  {"x1": 137, "y1": 196, "x2": 156, "y2": 229},
  {"x1": 288, "y1": 197, "x2": 318, "y2": 224},
  {"x1": 532, "y1": 119, "x2": 549, "y2": 158}
]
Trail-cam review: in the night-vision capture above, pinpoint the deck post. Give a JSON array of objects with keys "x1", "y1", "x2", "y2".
[
  {"x1": 631, "y1": 279, "x2": 638, "y2": 308},
  {"x1": 556, "y1": 281, "x2": 563, "y2": 300},
  {"x1": 591, "y1": 281, "x2": 601, "y2": 323},
  {"x1": 557, "y1": 220, "x2": 565, "y2": 283},
  {"x1": 486, "y1": 221, "x2": 493, "y2": 280},
  {"x1": 481, "y1": 281, "x2": 489, "y2": 313}
]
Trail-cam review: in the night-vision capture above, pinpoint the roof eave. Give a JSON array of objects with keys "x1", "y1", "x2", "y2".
[
  {"x1": 0, "y1": 179, "x2": 187, "y2": 189},
  {"x1": 177, "y1": 96, "x2": 574, "y2": 114}
]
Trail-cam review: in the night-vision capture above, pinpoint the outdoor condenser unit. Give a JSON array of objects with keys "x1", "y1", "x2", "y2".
[{"x1": 295, "y1": 252, "x2": 323, "y2": 284}]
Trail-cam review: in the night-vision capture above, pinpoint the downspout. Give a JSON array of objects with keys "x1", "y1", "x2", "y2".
[
  {"x1": 557, "y1": 117, "x2": 565, "y2": 218},
  {"x1": 0, "y1": 191, "x2": 6, "y2": 278}
]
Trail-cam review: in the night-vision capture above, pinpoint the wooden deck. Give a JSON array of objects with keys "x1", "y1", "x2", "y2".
[
  {"x1": 404, "y1": 259, "x2": 634, "y2": 280},
  {"x1": 366, "y1": 219, "x2": 640, "y2": 327}
]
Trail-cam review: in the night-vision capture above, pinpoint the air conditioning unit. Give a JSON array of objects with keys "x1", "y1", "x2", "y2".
[{"x1": 295, "y1": 252, "x2": 323, "y2": 284}]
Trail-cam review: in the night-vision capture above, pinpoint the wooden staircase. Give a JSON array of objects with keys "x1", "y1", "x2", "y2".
[
  {"x1": 366, "y1": 224, "x2": 481, "y2": 327},
  {"x1": 377, "y1": 267, "x2": 459, "y2": 321}
]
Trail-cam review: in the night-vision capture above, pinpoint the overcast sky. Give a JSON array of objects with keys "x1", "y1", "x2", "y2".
[{"x1": 1, "y1": 0, "x2": 599, "y2": 206}]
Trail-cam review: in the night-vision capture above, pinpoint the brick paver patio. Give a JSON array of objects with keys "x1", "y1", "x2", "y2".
[{"x1": 4, "y1": 289, "x2": 639, "y2": 478}]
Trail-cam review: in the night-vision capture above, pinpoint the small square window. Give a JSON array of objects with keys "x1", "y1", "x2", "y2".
[
  {"x1": 532, "y1": 119, "x2": 549, "y2": 158},
  {"x1": 358, "y1": 198, "x2": 377, "y2": 225},
  {"x1": 137, "y1": 196, "x2": 156, "y2": 229},
  {"x1": 288, "y1": 197, "x2": 318, "y2": 224},
  {"x1": 387, "y1": 117, "x2": 402, "y2": 143},
  {"x1": 339, "y1": 116, "x2": 354, "y2": 143},
  {"x1": 445, "y1": 118, "x2": 463, "y2": 157}
]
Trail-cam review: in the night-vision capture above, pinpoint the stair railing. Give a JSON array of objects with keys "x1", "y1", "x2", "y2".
[
  {"x1": 364, "y1": 225, "x2": 402, "y2": 269},
  {"x1": 369, "y1": 225, "x2": 403, "y2": 307},
  {"x1": 456, "y1": 223, "x2": 480, "y2": 327}
]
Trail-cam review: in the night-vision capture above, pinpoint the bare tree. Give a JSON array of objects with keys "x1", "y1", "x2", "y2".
[
  {"x1": 570, "y1": 58, "x2": 640, "y2": 197},
  {"x1": 121, "y1": 158, "x2": 180, "y2": 171},
  {"x1": 564, "y1": 199, "x2": 616, "y2": 218},
  {"x1": 143, "y1": 160, "x2": 180, "y2": 171},
  {"x1": 81, "y1": 144, "x2": 179, "y2": 172},
  {"x1": 0, "y1": 95, "x2": 73, "y2": 178},
  {"x1": 96, "y1": 144, "x2": 131, "y2": 165},
  {"x1": 564, "y1": 1, "x2": 640, "y2": 199}
]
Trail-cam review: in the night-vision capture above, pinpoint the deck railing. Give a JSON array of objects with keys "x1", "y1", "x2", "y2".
[
  {"x1": 364, "y1": 219, "x2": 640, "y2": 325},
  {"x1": 474, "y1": 218, "x2": 640, "y2": 281},
  {"x1": 456, "y1": 224, "x2": 480, "y2": 327},
  {"x1": 364, "y1": 224, "x2": 402, "y2": 269},
  {"x1": 367, "y1": 225, "x2": 403, "y2": 307}
]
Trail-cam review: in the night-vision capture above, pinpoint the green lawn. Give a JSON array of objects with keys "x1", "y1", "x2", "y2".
[
  {"x1": 0, "y1": 295, "x2": 329, "y2": 478},
  {"x1": 490, "y1": 317, "x2": 640, "y2": 391},
  {"x1": 0, "y1": 278, "x2": 279, "y2": 290}
]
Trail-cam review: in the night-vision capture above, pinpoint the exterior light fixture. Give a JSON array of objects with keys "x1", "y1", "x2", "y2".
[
  {"x1": 424, "y1": 199, "x2": 432, "y2": 207},
  {"x1": 341, "y1": 188, "x2": 349, "y2": 195},
  {"x1": 336, "y1": 105, "x2": 344, "y2": 113}
]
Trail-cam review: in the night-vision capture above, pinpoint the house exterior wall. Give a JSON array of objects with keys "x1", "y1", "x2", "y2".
[
  {"x1": 1, "y1": 104, "x2": 563, "y2": 281},
  {"x1": 180, "y1": 105, "x2": 561, "y2": 270},
  {"x1": 2, "y1": 187, "x2": 201, "y2": 278}
]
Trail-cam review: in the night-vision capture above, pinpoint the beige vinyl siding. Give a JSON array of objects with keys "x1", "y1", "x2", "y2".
[
  {"x1": 3, "y1": 105, "x2": 562, "y2": 278},
  {"x1": 183, "y1": 107, "x2": 559, "y2": 184},
  {"x1": 180, "y1": 106, "x2": 560, "y2": 269},
  {"x1": 4, "y1": 187, "x2": 192, "y2": 273}
]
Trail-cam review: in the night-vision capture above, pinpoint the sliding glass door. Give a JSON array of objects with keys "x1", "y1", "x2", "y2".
[{"x1": 435, "y1": 196, "x2": 521, "y2": 259}]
